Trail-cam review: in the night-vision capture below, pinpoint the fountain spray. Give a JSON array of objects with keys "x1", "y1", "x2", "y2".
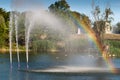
[
  {"x1": 15, "y1": 14, "x2": 20, "y2": 68},
  {"x1": 9, "y1": 12, "x2": 13, "y2": 69}
]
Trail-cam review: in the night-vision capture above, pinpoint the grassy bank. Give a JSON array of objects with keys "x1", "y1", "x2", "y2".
[
  {"x1": 1, "y1": 34, "x2": 120, "y2": 55},
  {"x1": 0, "y1": 48, "x2": 26, "y2": 53},
  {"x1": 0, "y1": 47, "x2": 59, "y2": 53},
  {"x1": 104, "y1": 33, "x2": 120, "y2": 57},
  {"x1": 0, "y1": 45, "x2": 26, "y2": 53},
  {"x1": 105, "y1": 40, "x2": 120, "y2": 57}
]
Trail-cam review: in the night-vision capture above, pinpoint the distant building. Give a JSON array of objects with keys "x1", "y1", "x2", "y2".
[
  {"x1": 77, "y1": 28, "x2": 81, "y2": 34},
  {"x1": 105, "y1": 21, "x2": 112, "y2": 34}
]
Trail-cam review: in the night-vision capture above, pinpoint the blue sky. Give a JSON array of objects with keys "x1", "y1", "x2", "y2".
[
  {"x1": 0, "y1": 0, "x2": 11, "y2": 10},
  {"x1": 0, "y1": 0, "x2": 120, "y2": 25}
]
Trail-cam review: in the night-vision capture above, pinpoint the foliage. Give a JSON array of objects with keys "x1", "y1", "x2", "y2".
[
  {"x1": 0, "y1": 8, "x2": 9, "y2": 48},
  {"x1": 104, "y1": 8, "x2": 113, "y2": 21},
  {"x1": 92, "y1": 3, "x2": 113, "y2": 49},
  {"x1": 0, "y1": 0, "x2": 92, "y2": 52},
  {"x1": 105, "y1": 40, "x2": 120, "y2": 56},
  {"x1": 49, "y1": 0, "x2": 91, "y2": 34},
  {"x1": 0, "y1": 9, "x2": 26, "y2": 49},
  {"x1": 48, "y1": 0, "x2": 70, "y2": 14},
  {"x1": 114, "y1": 22, "x2": 120, "y2": 34},
  {"x1": 0, "y1": 15, "x2": 8, "y2": 47},
  {"x1": 49, "y1": 0, "x2": 76, "y2": 33},
  {"x1": 32, "y1": 40, "x2": 56, "y2": 52},
  {"x1": 0, "y1": 8, "x2": 10, "y2": 22},
  {"x1": 92, "y1": 6, "x2": 100, "y2": 21},
  {"x1": 65, "y1": 37, "x2": 90, "y2": 53},
  {"x1": 47, "y1": 0, "x2": 92, "y2": 52},
  {"x1": 93, "y1": 20, "x2": 106, "y2": 44}
]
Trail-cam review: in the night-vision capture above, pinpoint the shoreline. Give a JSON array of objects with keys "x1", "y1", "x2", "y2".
[
  {"x1": 0, "y1": 48, "x2": 26, "y2": 53},
  {"x1": 0, "y1": 48, "x2": 59, "y2": 53}
]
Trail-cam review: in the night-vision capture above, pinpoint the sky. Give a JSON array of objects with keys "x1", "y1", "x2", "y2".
[{"x1": 0, "y1": 0, "x2": 120, "y2": 25}]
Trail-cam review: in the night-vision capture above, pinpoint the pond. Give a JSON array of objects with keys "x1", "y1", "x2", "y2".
[{"x1": 0, "y1": 52, "x2": 120, "y2": 80}]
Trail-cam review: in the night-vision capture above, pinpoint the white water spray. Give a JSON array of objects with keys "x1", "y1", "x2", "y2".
[
  {"x1": 15, "y1": 14, "x2": 20, "y2": 68},
  {"x1": 25, "y1": 17, "x2": 33, "y2": 69},
  {"x1": 9, "y1": 12, "x2": 13, "y2": 69}
]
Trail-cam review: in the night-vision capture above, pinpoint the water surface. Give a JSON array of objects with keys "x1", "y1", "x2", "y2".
[{"x1": 0, "y1": 52, "x2": 120, "y2": 80}]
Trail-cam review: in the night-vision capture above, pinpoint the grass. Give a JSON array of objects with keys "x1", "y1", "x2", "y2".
[
  {"x1": 104, "y1": 33, "x2": 120, "y2": 57},
  {"x1": 105, "y1": 40, "x2": 120, "y2": 57}
]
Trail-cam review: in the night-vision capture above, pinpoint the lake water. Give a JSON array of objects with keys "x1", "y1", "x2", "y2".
[{"x1": 0, "y1": 52, "x2": 120, "y2": 80}]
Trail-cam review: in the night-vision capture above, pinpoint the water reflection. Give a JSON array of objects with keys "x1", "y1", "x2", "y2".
[
  {"x1": 9, "y1": 69, "x2": 13, "y2": 80},
  {"x1": 14, "y1": 72, "x2": 120, "y2": 80}
]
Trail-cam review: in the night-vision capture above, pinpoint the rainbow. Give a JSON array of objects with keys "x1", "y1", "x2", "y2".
[{"x1": 69, "y1": 13, "x2": 117, "y2": 73}]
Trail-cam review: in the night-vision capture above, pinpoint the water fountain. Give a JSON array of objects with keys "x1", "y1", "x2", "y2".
[
  {"x1": 23, "y1": 10, "x2": 73, "y2": 69},
  {"x1": 25, "y1": 18, "x2": 33, "y2": 69},
  {"x1": 10, "y1": 0, "x2": 118, "y2": 75},
  {"x1": 14, "y1": 10, "x2": 109, "y2": 73},
  {"x1": 9, "y1": 12, "x2": 13, "y2": 69},
  {"x1": 9, "y1": 11, "x2": 20, "y2": 69},
  {"x1": 15, "y1": 14, "x2": 20, "y2": 68}
]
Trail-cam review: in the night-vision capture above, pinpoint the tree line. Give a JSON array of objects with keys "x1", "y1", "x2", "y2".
[
  {"x1": 0, "y1": 0, "x2": 120, "y2": 51},
  {"x1": 0, "y1": 8, "x2": 9, "y2": 48}
]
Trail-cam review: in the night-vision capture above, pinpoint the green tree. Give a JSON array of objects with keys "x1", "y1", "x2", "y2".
[
  {"x1": 49, "y1": 0, "x2": 70, "y2": 14},
  {"x1": 92, "y1": 4, "x2": 113, "y2": 49},
  {"x1": 0, "y1": 15, "x2": 8, "y2": 47},
  {"x1": 48, "y1": 0, "x2": 71, "y2": 25},
  {"x1": 105, "y1": 8, "x2": 113, "y2": 21},
  {"x1": 0, "y1": 8, "x2": 10, "y2": 22},
  {"x1": 49, "y1": 0, "x2": 91, "y2": 34},
  {"x1": 93, "y1": 6, "x2": 100, "y2": 21},
  {"x1": 114, "y1": 22, "x2": 120, "y2": 34},
  {"x1": 0, "y1": 8, "x2": 9, "y2": 47},
  {"x1": 93, "y1": 20, "x2": 106, "y2": 44}
]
